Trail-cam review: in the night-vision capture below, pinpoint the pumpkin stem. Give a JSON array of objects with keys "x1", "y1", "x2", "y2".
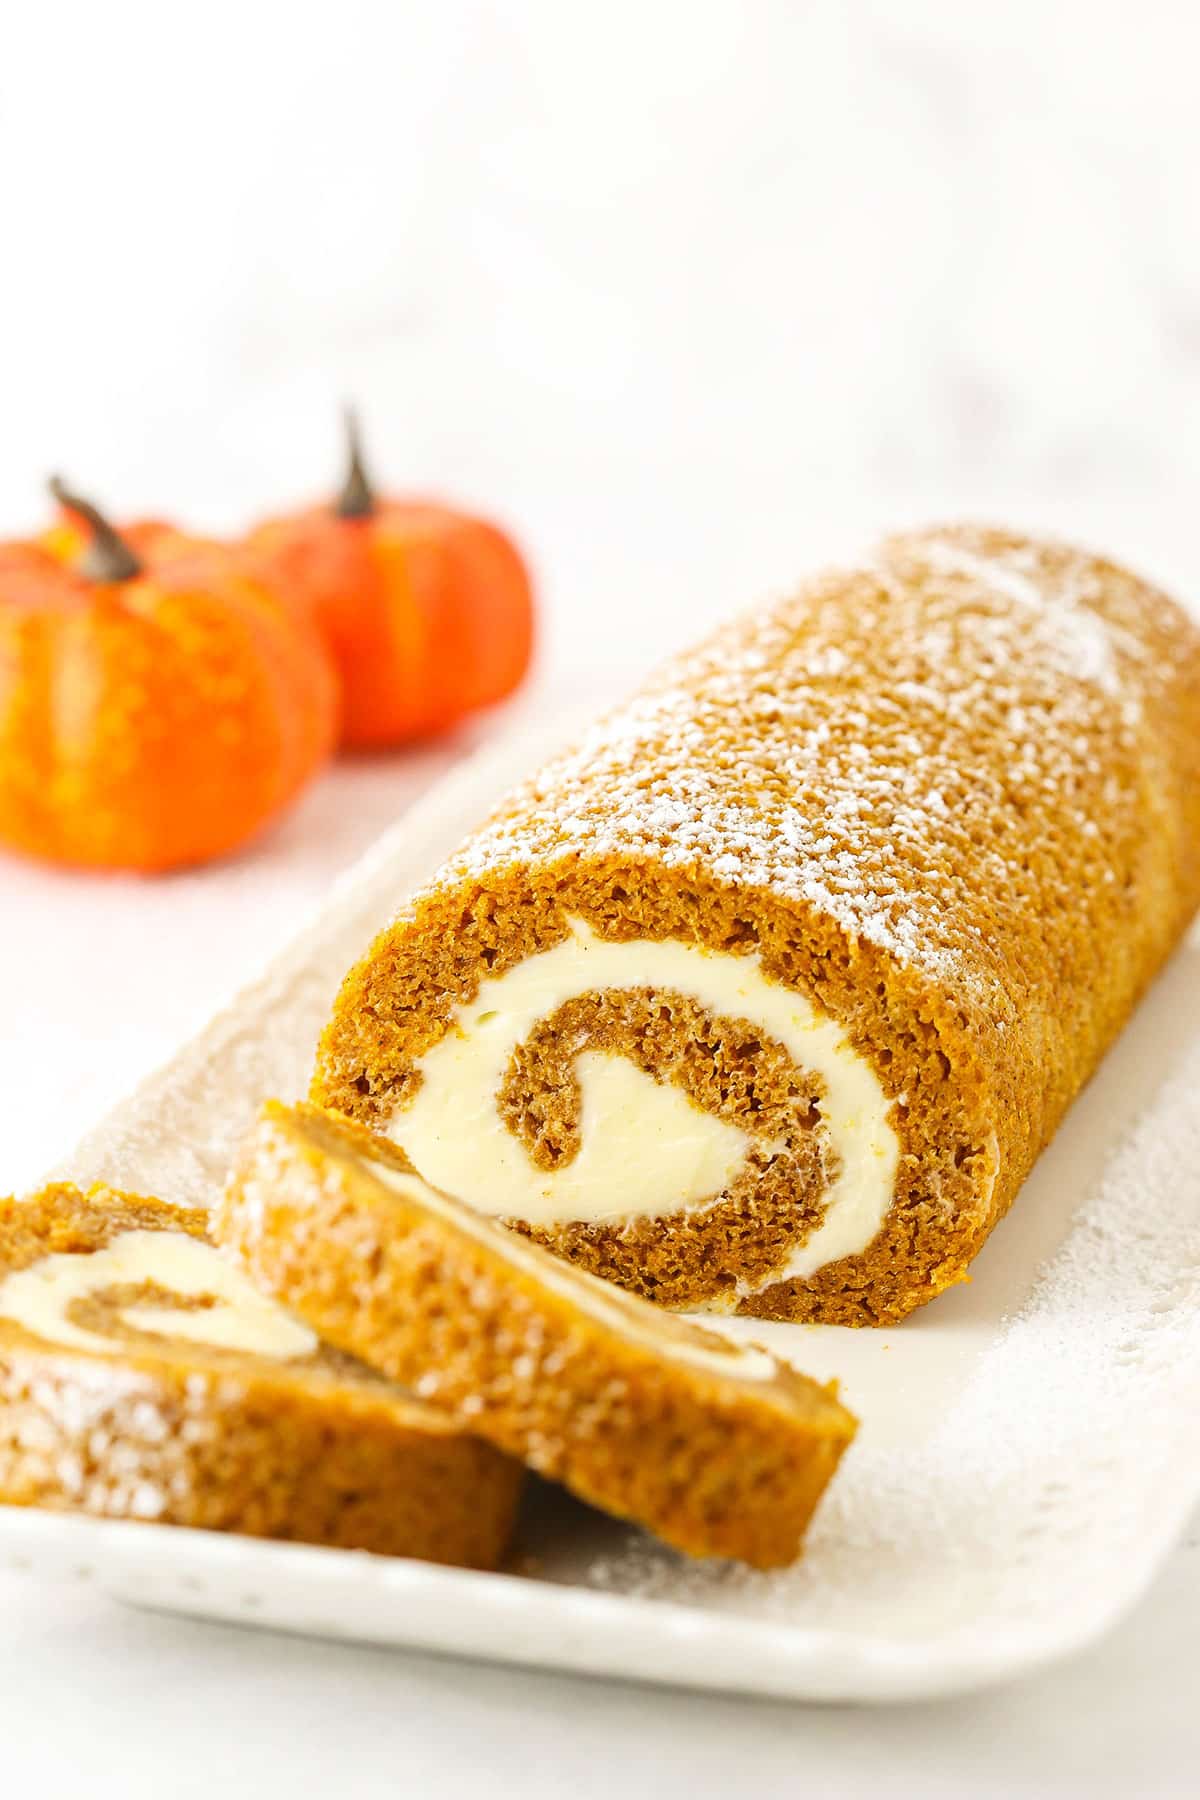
[
  {"x1": 335, "y1": 405, "x2": 376, "y2": 519},
  {"x1": 48, "y1": 476, "x2": 143, "y2": 582}
]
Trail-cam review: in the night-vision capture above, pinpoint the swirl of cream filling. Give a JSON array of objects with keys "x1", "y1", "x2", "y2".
[
  {"x1": 391, "y1": 918, "x2": 900, "y2": 1284},
  {"x1": 0, "y1": 1230, "x2": 317, "y2": 1359}
]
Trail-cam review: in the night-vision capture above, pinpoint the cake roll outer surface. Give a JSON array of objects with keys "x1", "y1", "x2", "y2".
[{"x1": 315, "y1": 525, "x2": 1200, "y2": 1324}]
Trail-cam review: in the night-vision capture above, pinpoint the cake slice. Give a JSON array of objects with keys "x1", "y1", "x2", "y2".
[
  {"x1": 0, "y1": 1182, "x2": 521, "y2": 1567},
  {"x1": 216, "y1": 1101, "x2": 858, "y2": 1569}
]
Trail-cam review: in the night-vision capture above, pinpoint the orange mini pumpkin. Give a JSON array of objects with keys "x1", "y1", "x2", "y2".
[
  {"x1": 0, "y1": 479, "x2": 337, "y2": 872},
  {"x1": 250, "y1": 413, "x2": 535, "y2": 748}
]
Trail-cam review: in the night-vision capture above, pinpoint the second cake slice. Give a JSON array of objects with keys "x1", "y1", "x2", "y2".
[{"x1": 217, "y1": 1101, "x2": 857, "y2": 1569}]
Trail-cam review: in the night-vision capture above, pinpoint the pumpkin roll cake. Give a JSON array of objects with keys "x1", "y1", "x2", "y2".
[
  {"x1": 218, "y1": 1101, "x2": 857, "y2": 1569},
  {"x1": 314, "y1": 525, "x2": 1200, "y2": 1326},
  {"x1": 0, "y1": 1183, "x2": 521, "y2": 1566}
]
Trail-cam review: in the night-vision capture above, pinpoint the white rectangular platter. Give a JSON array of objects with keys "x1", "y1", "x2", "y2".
[{"x1": 3, "y1": 721, "x2": 1200, "y2": 1704}]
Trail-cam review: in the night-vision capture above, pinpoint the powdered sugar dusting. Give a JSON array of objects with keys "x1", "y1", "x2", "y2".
[{"x1": 435, "y1": 526, "x2": 1180, "y2": 999}]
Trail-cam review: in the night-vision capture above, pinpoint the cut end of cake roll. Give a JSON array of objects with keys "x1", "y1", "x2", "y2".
[
  {"x1": 217, "y1": 1100, "x2": 858, "y2": 1570},
  {"x1": 317, "y1": 892, "x2": 927, "y2": 1324},
  {"x1": 0, "y1": 1183, "x2": 522, "y2": 1567},
  {"x1": 313, "y1": 525, "x2": 1200, "y2": 1326}
]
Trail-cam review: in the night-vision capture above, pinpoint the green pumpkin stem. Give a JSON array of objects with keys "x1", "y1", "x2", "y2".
[
  {"x1": 335, "y1": 405, "x2": 376, "y2": 519},
  {"x1": 48, "y1": 476, "x2": 143, "y2": 583}
]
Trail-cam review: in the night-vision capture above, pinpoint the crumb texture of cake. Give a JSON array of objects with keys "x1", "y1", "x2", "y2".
[
  {"x1": 0, "y1": 1182, "x2": 522, "y2": 1566},
  {"x1": 217, "y1": 1101, "x2": 858, "y2": 1570},
  {"x1": 313, "y1": 525, "x2": 1200, "y2": 1325}
]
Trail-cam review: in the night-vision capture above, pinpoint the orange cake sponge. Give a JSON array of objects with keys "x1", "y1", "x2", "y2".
[
  {"x1": 216, "y1": 1100, "x2": 858, "y2": 1570},
  {"x1": 0, "y1": 1183, "x2": 521, "y2": 1566}
]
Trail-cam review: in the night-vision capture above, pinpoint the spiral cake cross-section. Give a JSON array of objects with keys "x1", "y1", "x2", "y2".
[{"x1": 314, "y1": 526, "x2": 1200, "y2": 1324}]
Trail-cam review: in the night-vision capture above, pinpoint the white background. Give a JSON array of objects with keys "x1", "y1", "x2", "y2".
[{"x1": 2, "y1": 3, "x2": 1199, "y2": 1793}]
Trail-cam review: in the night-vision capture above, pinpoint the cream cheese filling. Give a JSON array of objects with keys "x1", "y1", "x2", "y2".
[
  {"x1": 0, "y1": 1229, "x2": 318, "y2": 1359},
  {"x1": 389, "y1": 917, "x2": 900, "y2": 1283},
  {"x1": 368, "y1": 1159, "x2": 780, "y2": 1381}
]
